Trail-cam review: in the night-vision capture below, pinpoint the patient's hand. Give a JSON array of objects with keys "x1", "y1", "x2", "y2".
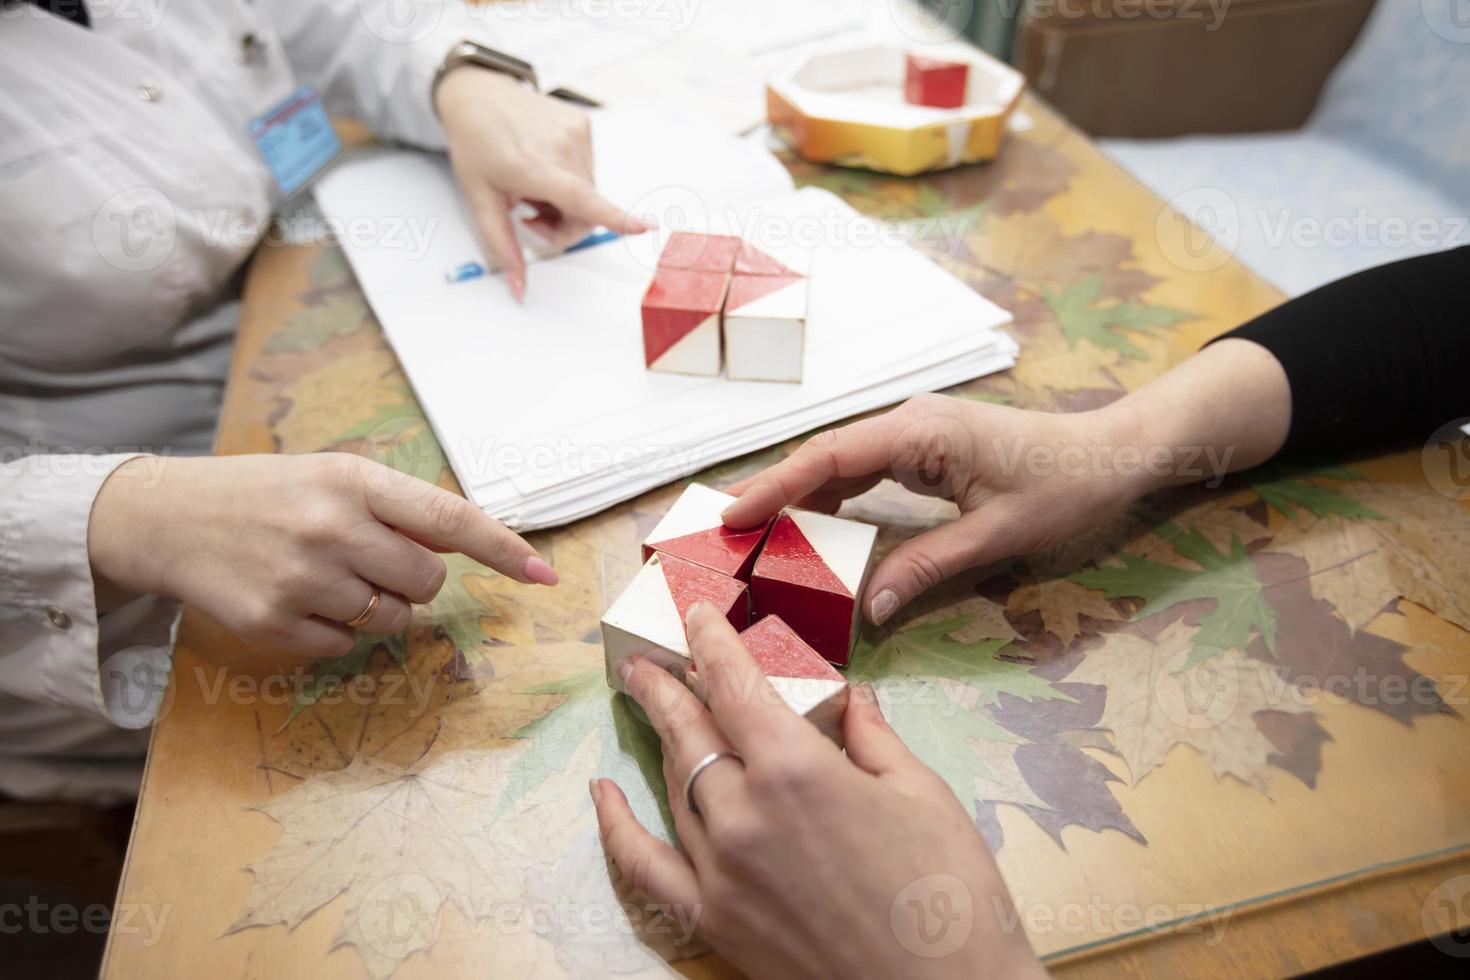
[
  {"x1": 592, "y1": 604, "x2": 1047, "y2": 980},
  {"x1": 87, "y1": 453, "x2": 557, "y2": 657},
  {"x1": 722, "y1": 339, "x2": 1291, "y2": 626},
  {"x1": 435, "y1": 67, "x2": 651, "y2": 301},
  {"x1": 721, "y1": 393, "x2": 1147, "y2": 626}
]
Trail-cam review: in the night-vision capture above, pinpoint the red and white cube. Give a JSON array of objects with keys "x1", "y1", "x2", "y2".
[
  {"x1": 750, "y1": 506, "x2": 877, "y2": 666},
  {"x1": 689, "y1": 614, "x2": 850, "y2": 743},
  {"x1": 601, "y1": 552, "x2": 750, "y2": 693},
  {"x1": 640, "y1": 269, "x2": 728, "y2": 376}
]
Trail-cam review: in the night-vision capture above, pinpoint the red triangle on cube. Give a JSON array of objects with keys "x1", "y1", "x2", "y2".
[
  {"x1": 740, "y1": 615, "x2": 844, "y2": 681},
  {"x1": 754, "y1": 513, "x2": 850, "y2": 597},
  {"x1": 661, "y1": 552, "x2": 749, "y2": 627},
  {"x1": 734, "y1": 242, "x2": 804, "y2": 278}
]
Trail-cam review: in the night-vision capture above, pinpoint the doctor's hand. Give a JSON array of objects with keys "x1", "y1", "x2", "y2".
[
  {"x1": 435, "y1": 67, "x2": 651, "y2": 301},
  {"x1": 592, "y1": 605, "x2": 1047, "y2": 980},
  {"x1": 87, "y1": 453, "x2": 558, "y2": 658}
]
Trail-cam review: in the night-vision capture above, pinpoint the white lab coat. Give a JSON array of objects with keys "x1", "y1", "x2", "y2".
[{"x1": 0, "y1": 0, "x2": 517, "y2": 802}]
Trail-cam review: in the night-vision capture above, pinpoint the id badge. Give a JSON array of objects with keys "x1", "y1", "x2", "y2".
[{"x1": 249, "y1": 84, "x2": 343, "y2": 198}]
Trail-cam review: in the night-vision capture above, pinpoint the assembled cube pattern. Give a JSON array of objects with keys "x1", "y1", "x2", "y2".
[
  {"x1": 641, "y1": 232, "x2": 811, "y2": 382},
  {"x1": 688, "y1": 615, "x2": 849, "y2": 744},
  {"x1": 602, "y1": 484, "x2": 878, "y2": 736},
  {"x1": 641, "y1": 482, "x2": 772, "y2": 580},
  {"x1": 750, "y1": 506, "x2": 877, "y2": 666},
  {"x1": 904, "y1": 53, "x2": 969, "y2": 109},
  {"x1": 602, "y1": 551, "x2": 750, "y2": 694}
]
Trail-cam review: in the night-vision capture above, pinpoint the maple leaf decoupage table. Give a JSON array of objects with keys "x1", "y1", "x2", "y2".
[{"x1": 104, "y1": 101, "x2": 1470, "y2": 979}]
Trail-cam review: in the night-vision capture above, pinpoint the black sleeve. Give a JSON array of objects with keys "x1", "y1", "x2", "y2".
[{"x1": 1213, "y1": 246, "x2": 1470, "y2": 463}]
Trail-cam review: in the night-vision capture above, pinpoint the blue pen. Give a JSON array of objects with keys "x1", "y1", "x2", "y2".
[
  {"x1": 445, "y1": 230, "x2": 620, "y2": 284},
  {"x1": 444, "y1": 261, "x2": 486, "y2": 284}
]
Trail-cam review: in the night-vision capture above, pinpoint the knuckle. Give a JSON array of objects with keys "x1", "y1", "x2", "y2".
[
  {"x1": 905, "y1": 392, "x2": 949, "y2": 415},
  {"x1": 236, "y1": 601, "x2": 287, "y2": 644},
  {"x1": 409, "y1": 554, "x2": 448, "y2": 603},
  {"x1": 709, "y1": 816, "x2": 762, "y2": 864},
  {"x1": 423, "y1": 491, "x2": 471, "y2": 542},
  {"x1": 902, "y1": 550, "x2": 947, "y2": 592}
]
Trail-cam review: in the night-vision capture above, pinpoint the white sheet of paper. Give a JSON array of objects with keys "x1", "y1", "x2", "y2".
[{"x1": 315, "y1": 111, "x2": 1015, "y2": 530}]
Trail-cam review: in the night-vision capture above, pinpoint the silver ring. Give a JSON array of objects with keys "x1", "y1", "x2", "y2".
[{"x1": 683, "y1": 750, "x2": 744, "y2": 818}]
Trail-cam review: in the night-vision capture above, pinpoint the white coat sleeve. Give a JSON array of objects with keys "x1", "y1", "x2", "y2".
[
  {"x1": 0, "y1": 454, "x2": 177, "y2": 729},
  {"x1": 262, "y1": 0, "x2": 535, "y2": 151}
]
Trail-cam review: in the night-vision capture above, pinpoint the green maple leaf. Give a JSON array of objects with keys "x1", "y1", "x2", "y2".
[
  {"x1": 1043, "y1": 275, "x2": 1192, "y2": 360},
  {"x1": 497, "y1": 671, "x2": 671, "y2": 836},
  {"x1": 1245, "y1": 464, "x2": 1383, "y2": 525},
  {"x1": 307, "y1": 246, "x2": 353, "y2": 289},
  {"x1": 1073, "y1": 521, "x2": 1277, "y2": 666},
  {"x1": 849, "y1": 614, "x2": 1075, "y2": 786},
  {"x1": 263, "y1": 294, "x2": 373, "y2": 353}
]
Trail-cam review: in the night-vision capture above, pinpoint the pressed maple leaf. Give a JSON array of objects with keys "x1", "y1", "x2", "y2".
[
  {"x1": 976, "y1": 681, "x2": 1144, "y2": 851},
  {"x1": 1007, "y1": 577, "x2": 1122, "y2": 648},
  {"x1": 496, "y1": 670, "x2": 671, "y2": 835},
  {"x1": 1041, "y1": 275, "x2": 1192, "y2": 360},
  {"x1": 1252, "y1": 551, "x2": 1455, "y2": 725},
  {"x1": 1245, "y1": 463, "x2": 1383, "y2": 525},
  {"x1": 1061, "y1": 621, "x2": 1314, "y2": 793},
  {"x1": 1073, "y1": 521, "x2": 1276, "y2": 666},
  {"x1": 943, "y1": 596, "x2": 1021, "y2": 644},
  {"x1": 849, "y1": 612, "x2": 1076, "y2": 797},
  {"x1": 231, "y1": 751, "x2": 528, "y2": 979},
  {"x1": 1267, "y1": 482, "x2": 1470, "y2": 633}
]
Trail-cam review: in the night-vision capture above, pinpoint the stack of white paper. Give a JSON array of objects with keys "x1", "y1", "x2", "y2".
[{"x1": 314, "y1": 112, "x2": 1016, "y2": 530}]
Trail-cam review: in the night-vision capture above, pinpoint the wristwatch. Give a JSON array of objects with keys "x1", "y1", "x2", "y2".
[{"x1": 432, "y1": 40, "x2": 539, "y2": 106}]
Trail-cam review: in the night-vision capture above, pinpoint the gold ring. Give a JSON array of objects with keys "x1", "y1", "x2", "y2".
[{"x1": 344, "y1": 589, "x2": 381, "y2": 628}]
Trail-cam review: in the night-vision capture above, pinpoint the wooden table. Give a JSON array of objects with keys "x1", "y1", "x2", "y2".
[{"x1": 103, "y1": 97, "x2": 1470, "y2": 978}]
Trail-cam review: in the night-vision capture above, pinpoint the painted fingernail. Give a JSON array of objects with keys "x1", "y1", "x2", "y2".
[
  {"x1": 523, "y1": 555, "x2": 559, "y2": 586},
  {"x1": 870, "y1": 589, "x2": 900, "y2": 626},
  {"x1": 588, "y1": 778, "x2": 603, "y2": 804}
]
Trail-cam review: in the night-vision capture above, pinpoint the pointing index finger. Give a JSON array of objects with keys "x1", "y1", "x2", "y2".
[{"x1": 365, "y1": 467, "x2": 556, "y2": 586}]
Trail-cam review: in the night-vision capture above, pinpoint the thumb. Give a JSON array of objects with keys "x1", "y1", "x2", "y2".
[
  {"x1": 843, "y1": 683, "x2": 926, "y2": 778},
  {"x1": 863, "y1": 508, "x2": 1011, "y2": 626}
]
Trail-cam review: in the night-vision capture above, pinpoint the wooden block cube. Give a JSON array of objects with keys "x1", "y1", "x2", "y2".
[
  {"x1": 602, "y1": 552, "x2": 750, "y2": 694},
  {"x1": 750, "y1": 507, "x2": 877, "y2": 666},
  {"x1": 642, "y1": 482, "x2": 773, "y2": 581},
  {"x1": 657, "y1": 231, "x2": 742, "y2": 273},
  {"x1": 689, "y1": 615, "x2": 849, "y2": 744},
  {"x1": 723, "y1": 273, "x2": 809, "y2": 383},
  {"x1": 641, "y1": 269, "x2": 728, "y2": 376},
  {"x1": 903, "y1": 53, "x2": 969, "y2": 109}
]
